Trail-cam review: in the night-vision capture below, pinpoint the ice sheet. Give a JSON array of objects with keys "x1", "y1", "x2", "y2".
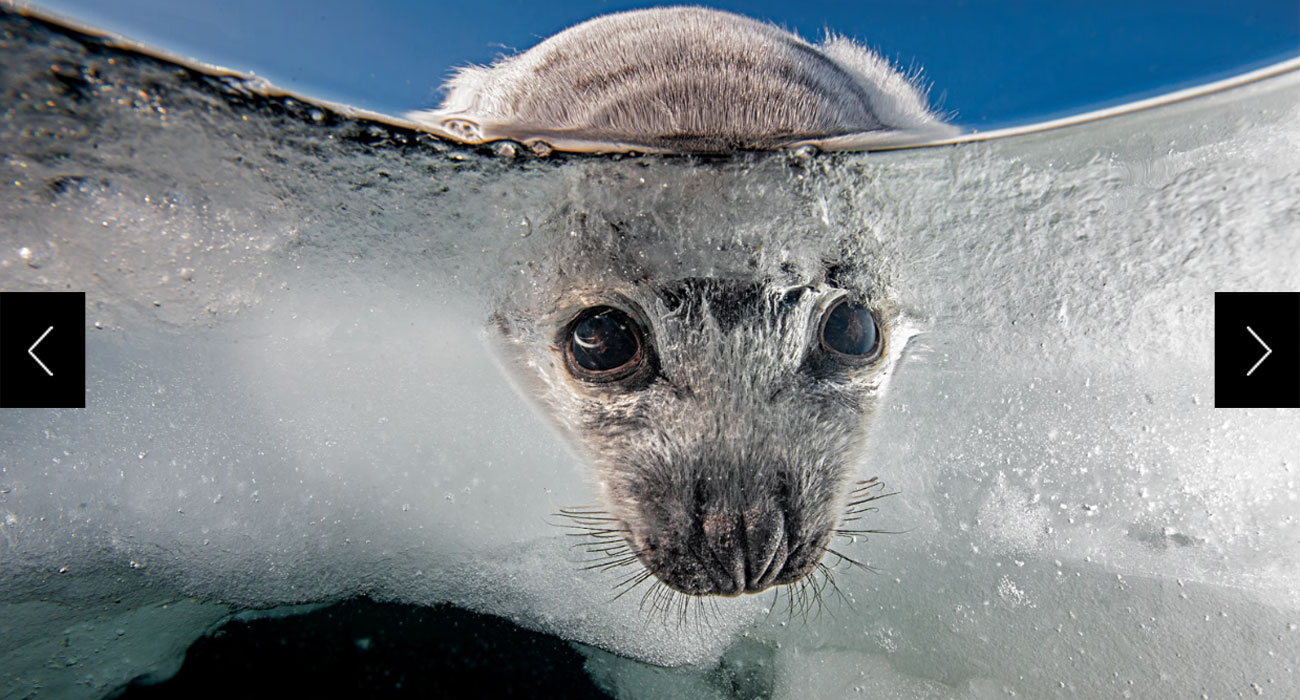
[{"x1": 2, "y1": 9, "x2": 1298, "y2": 699}]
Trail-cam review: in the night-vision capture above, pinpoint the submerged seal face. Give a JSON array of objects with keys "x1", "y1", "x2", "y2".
[
  {"x1": 559, "y1": 283, "x2": 890, "y2": 596},
  {"x1": 490, "y1": 163, "x2": 909, "y2": 597},
  {"x1": 406, "y1": 7, "x2": 956, "y2": 153},
  {"x1": 500, "y1": 268, "x2": 902, "y2": 597}
]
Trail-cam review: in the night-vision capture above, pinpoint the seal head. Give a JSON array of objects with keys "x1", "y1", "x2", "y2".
[{"x1": 406, "y1": 7, "x2": 956, "y2": 153}]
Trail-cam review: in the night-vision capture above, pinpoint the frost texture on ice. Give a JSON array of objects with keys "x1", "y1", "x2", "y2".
[{"x1": 2, "y1": 10, "x2": 1299, "y2": 700}]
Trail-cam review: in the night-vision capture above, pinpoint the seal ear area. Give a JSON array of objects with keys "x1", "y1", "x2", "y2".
[
  {"x1": 482, "y1": 309, "x2": 615, "y2": 459},
  {"x1": 484, "y1": 310, "x2": 549, "y2": 390},
  {"x1": 487, "y1": 311, "x2": 514, "y2": 340}
]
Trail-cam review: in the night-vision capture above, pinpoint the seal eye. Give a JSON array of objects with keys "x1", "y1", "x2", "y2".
[
  {"x1": 566, "y1": 306, "x2": 645, "y2": 381},
  {"x1": 819, "y1": 299, "x2": 880, "y2": 359}
]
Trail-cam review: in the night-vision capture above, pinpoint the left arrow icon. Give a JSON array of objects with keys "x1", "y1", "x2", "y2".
[{"x1": 28, "y1": 325, "x2": 54, "y2": 376}]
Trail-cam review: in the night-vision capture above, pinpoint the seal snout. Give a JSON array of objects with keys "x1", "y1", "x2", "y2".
[
  {"x1": 632, "y1": 484, "x2": 833, "y2": 596},
  {"x1": 699, "y1": 508, "x2": 788, "y2": 595}
]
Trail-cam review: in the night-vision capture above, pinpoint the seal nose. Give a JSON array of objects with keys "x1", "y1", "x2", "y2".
[
  {"x1": 631, "y1": 479, "x2": 836, "y2": 596},
  {"x1": 698, "y1": 507, "x2": 789, "y2": 595}
]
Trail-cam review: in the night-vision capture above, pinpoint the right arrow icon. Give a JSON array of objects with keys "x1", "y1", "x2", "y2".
[
  {"x1": 1214, "y1": 292, "x2": 1299, "y2": 408},
  {"x1": 1245, "y1": 326, "x2": 1271, "y2": 377}
]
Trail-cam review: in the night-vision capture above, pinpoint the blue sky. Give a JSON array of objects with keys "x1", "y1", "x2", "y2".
[{"x1": 31, "y1": 0, "x2": 1300, "y2": 130}]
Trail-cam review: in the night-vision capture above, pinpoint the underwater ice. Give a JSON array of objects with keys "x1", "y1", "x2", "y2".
[{"x1": 2, "y1": 11, "x2": 1299, "y2": 699}]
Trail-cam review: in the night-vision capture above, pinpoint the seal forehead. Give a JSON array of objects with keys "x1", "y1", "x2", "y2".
[{"x1": 654, "y1": 278, "x2": 771, "y2": 334}]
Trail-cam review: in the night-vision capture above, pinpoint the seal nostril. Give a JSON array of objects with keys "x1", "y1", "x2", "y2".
[
  {"x1": 767, "y1": 530, "x2": 834, "y2": 587},
  {"x1": 637, "y1": 534, "x2": 724, "y2": 597},
  {"x1": 745, "y1": 509, "x2": 786, "y2": 592},
  {"x1": 753, "y1": 534, "x2": 788, "y2": 591},
  {"x1": 701, "y1": 511, "x2": 745, "y2": 596}
]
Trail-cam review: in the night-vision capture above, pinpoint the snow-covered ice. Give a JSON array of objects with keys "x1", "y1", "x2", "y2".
[{"x1": 2, "y1": 9, "x2": 1298, "y2": 699}]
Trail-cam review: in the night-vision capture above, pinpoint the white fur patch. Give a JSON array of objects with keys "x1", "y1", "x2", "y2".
[{"x1": 405, "y1": 7, "x2": 957, "y2": 153}]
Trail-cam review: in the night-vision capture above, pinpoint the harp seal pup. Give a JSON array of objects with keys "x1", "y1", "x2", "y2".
[{"x1": 405, "y1": 6, "x2": 956, "y2": 153}]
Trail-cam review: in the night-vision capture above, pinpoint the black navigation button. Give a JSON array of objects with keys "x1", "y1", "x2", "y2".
[
  {"x1": 1214, "y1": 292, "x2": 1299, "y2": 408},
  {"x1": 0, "y1": 291, "x2": 85, "y2": 408}
]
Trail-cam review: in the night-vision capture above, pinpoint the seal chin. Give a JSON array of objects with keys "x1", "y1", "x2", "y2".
[{"x1": 630, "y1": 508, "x2": 834, "y2": 597}]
